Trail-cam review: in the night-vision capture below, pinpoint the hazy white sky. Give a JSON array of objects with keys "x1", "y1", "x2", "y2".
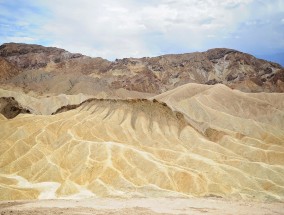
[{"x1": 0, "y1": 0, "x2": 283, "y2": 60}]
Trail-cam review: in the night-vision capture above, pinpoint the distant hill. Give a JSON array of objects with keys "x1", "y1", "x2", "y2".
[{"x1": 0, "y1": 43, "x2": 283, "y2": 95}]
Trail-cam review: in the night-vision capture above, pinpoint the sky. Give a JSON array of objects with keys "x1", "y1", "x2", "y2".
[{"x1": 0, "y1": 0, "x2": 283, "y2": 64}]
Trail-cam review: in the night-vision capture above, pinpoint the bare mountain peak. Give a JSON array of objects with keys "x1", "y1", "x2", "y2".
[
  {"x1": 0, "y1": 42, "x2": 86, "y2": 70},
  {"x1": 0, "y1": 42, "x2": 67, "y2": 56},
  {"x1": 0, "y1": 42, "x2": 283, "y2": 93}
]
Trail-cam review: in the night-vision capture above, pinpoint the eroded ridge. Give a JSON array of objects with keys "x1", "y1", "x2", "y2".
[{"x1": 0, "y1": 84, "x2": 284, "y2": 201}]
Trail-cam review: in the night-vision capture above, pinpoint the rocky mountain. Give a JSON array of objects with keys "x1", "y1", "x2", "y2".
[
  {"x1": 0, "y1": 43, "x2": 82, "y2": 70},
  {"x1": 0, "y1": 43, "x2": 283, "y2": 96}
]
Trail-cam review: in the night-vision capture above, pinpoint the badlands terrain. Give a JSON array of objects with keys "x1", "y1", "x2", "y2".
[{"x1": 0, "y1": 43, "x2": 284, "y2": 214}]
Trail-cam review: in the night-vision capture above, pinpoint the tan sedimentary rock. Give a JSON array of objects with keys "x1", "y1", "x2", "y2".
[
  {"x1": 0, "y1": 88, "x2": 93, "y2": 115},
  {"x1": 0, "y1": 83, "x2": 283, "y2": 201}
]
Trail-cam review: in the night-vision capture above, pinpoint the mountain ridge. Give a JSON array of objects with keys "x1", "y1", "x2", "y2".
[{"x1": 0, "y1": 42, "x2": 283, "y2": 95}]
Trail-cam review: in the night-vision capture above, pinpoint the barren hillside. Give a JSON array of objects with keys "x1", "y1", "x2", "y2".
[
  {"x1": 0, "y1": 43, "x2": 283, "y2": 96},
  {"x1": 0, "y1": 43, "x2": 283, "y2": 203}
]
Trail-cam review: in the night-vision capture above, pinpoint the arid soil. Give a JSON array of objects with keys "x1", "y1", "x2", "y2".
[{"x1": 1, "y1": 198, "x2": 284, "y2": 215}]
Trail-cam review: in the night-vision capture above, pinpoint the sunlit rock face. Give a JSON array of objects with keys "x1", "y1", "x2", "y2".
[{"x1": 0, "y1": 83, "x2": 283, "y2": 201}]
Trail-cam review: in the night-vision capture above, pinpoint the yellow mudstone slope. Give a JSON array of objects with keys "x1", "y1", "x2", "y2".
[{"x1": 0, "y1": 84, "x2": 283, "y2": 201}]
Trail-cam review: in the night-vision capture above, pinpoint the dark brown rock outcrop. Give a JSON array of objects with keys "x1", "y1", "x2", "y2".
[
  {"x1": 0, "y1": 57, "x2": 20, "y2": 82},
  {"x1": 0, "y1": 97, "x2": 31, "y2": 119}
]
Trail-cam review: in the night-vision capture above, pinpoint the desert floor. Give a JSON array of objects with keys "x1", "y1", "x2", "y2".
[{"x1": 0, "y1": 197, "x2": 283, "y2": 215}]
